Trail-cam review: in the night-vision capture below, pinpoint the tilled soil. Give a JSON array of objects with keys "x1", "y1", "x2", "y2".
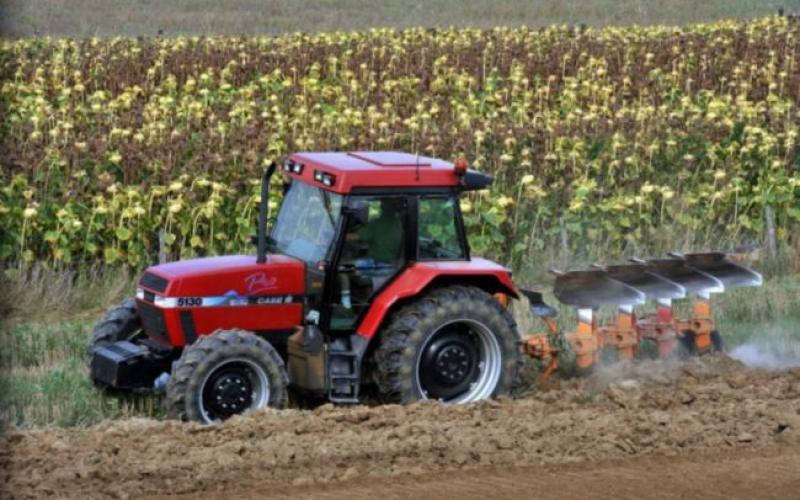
[
  {"x1": 2, "y1": 355, "x2": 800, "y2": 500},
  {"x1": 154, "y1": 447, "x2": 800, "y2": 500}
]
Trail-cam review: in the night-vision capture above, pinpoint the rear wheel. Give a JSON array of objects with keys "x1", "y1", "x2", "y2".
[
  {"x1": 165, "y1": 329, "x2": 289, "y2": 423},
  {"x1": 373, "y1": 286, "x2": 521, "y2": 404}
]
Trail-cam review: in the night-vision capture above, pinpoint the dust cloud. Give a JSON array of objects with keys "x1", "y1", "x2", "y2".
[{"x1": 730, "y1": 326, "x2": 800, "y2": 370}]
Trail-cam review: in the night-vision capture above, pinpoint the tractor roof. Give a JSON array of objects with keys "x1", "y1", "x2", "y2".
[{"x1": 283, "y1": 151, "x2": 492, "y2": 194}]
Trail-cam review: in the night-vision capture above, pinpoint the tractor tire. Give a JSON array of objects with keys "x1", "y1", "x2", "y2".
[
  {"x1": 373, "y1": 285, "x2": 522, "y2": 404},
  {"x1": 87, "y1": 298, "x2": 143, "y2": 357},
  {"x1": 165, "y1": 329, "x2": 289, "y2": 424}
]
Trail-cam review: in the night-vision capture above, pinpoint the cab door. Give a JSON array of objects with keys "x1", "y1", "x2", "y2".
[{"x1": 326, "y1": 195, "x2": 410, "y2": 333}]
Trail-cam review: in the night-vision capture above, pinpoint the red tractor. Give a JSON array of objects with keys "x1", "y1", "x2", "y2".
[{"x1": 90, "y1": 152, "x2": 523, "y2": 423}]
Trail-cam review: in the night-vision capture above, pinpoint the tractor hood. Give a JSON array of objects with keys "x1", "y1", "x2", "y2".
[{"x1": 138, "y1": 255, "x2": 305, "y2": 299}]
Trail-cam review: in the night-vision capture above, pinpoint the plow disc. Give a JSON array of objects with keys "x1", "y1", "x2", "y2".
[
  {"x1": 521, "y1": 251, "x2": 763, "y2": 375},
  {"x1": 553, "y1": 269, "x2": 645, "y2": 308},
  {"x1": 678, "y1": 252, "x2": 763, "y2": 289},
  {"x1": 637, "y1": 257, "x2": 724, "y2": 297},
  {"x1": 600, "y1": 263, "x2": 686, "y2": 301},
  {"x1": 550, "y1": 269, "x2": 645, "y2": 369}
]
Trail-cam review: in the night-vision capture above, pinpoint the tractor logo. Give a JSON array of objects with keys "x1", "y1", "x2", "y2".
[{"x1": 245, "y1": 272, "x2": 277, "y2": 294}]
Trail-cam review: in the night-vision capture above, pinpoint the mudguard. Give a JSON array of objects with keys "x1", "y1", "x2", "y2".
[{"x1": 355, "y1": 258, "x2": 517, "y2": 339}]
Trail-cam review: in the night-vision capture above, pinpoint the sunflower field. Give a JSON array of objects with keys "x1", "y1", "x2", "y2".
[{"x1": 1, "y1": 16, "x2": 799, "y2": 272}]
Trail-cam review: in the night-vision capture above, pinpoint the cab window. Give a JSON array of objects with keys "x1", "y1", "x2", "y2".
[
  {"x1": 270, "y1": 181, "x2": 342, "y2": 264},
  {"x1": 417, "y1": 196, "x2": 465, "y2": 260},
  {"x1": 330, "y1": 196, "x2": 408, "y2": 331}
]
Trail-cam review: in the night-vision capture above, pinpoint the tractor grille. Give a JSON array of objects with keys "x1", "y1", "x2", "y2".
[
  {"x1": 139, "y1": 272, "x2": 169, "y2": 292},
  {"x1": 138, "y1": 300, "x2": 168, "y2": 340}
]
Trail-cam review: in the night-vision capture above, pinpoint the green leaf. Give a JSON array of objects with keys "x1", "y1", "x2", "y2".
[
  {"x1": 0, "y1": 244, "x2": 13, "y2": 260},
  {"x1": 483, "y1": 211, "x2": 501, "y2": 228},
  {"x1": 116, "y1": 227, "x2": 132, "y2": 241},
  {"x1": 104, "y1": 248, "x2": 119, "y2": 264}
]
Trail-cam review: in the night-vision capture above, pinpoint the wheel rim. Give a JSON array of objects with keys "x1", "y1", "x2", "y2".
[
  {"x1": 198, "y1": 357, "x2": 270, "y2": 423},
  {"x1": 415, "y1": 319, "x2": 502, "y2": 404}
]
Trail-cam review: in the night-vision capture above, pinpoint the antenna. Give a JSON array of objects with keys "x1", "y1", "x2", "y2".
[{"x1": 415, "y1": 151, "x2": 420, "y2": 181}]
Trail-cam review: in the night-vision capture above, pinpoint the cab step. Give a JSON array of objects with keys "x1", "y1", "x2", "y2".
[{"x1": 327, "y1": 339, "x2": 361, "y2": 404}]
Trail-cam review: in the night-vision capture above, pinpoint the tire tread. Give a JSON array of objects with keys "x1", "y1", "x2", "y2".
[
  {"x1": 373, "y1": 285, "x2": 522, "y2": 404},
  {"x1": 87, "y1": 297, "x2": 140, "y2": 356},
  {"x1": 165, "y1": 329, "x2": 289, "y2": 422}
]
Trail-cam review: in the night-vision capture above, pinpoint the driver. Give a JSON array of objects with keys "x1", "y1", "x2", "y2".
[
  {"x1": 352, "y1": 198, "x2": 404, "y2": 262},
  {"x1": 338, "y1": 198, "x2": 405, "y2": 309}
]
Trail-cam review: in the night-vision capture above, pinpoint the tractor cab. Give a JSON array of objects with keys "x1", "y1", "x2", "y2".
[
  {"x1": 90, "y1": 151, "x2": 520, "y2": 423},
  {"x1": 271, "y1": 152, "x2": 490, "y2": 335}
]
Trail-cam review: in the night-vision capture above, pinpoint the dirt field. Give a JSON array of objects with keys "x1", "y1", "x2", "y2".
[
  {"x1": 161, "y1": 447, "x2": 800, "y2": 500},
  {"x1": 2, "y1": 355, "x2": 800, "y2": 499}
]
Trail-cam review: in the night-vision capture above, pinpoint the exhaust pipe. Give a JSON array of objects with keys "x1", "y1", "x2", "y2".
[{"x1": 257, "y1": 162, "x2": 277, "y2": 264}]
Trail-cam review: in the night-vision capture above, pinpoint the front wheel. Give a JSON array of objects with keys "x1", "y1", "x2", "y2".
[
  {"x1": 165, "y1": 329, "x2": 289, "y2": 423},
  {"x1": 88, "y1": 298, "x2": 143, "y2": 354},
  {"x1": 88, "y1": 298, "x2": 145, "y2": 388},
  {"x1": 373, "y1": 286, "x2": 522, "y2": 404}
]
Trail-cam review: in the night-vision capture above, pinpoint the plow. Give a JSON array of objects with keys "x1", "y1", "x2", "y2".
[{"x1": 521, "y1": 252, "x2": 763, "y2": 375}]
